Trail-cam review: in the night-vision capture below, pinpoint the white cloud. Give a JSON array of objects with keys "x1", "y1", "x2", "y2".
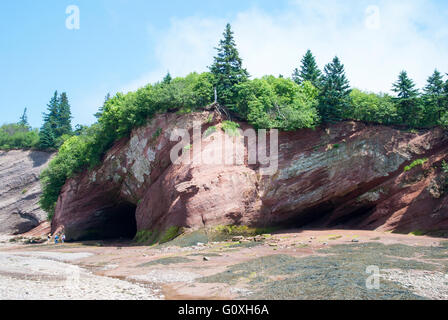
[{"x1": 122, "y1": 0, "x2": 448, "y2": 95}]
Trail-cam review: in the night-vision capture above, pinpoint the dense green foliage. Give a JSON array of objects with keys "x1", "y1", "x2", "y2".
[
  {"x1": 38, "y1": 23, "x2": 448, "y2": 220},
  {"x1": 0, "y1": 123, "x2": 39, "y2": 150},
  {"x1": 0, "y1": 108, "x2": 39, "y2": 150},
  {"x1": 99, "y1": 72, "x2": 214, "y2": 140},
  {"x1": 234, "y1": 76, "x2": 319, "y2": 130},
  {"x1": 221, "y1": 120, "x2": 241, "y2": 136},
  {"x1": 346, "y1": 89, "x2": 398, "y2": 125}
]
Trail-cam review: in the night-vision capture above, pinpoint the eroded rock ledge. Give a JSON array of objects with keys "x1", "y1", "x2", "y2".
[
  {"x1": 52, "y1": 111, "x2": 448, "y2": 240},
  {"x1": 0, "y1": 150, "x2": 54, "y2": 235}
]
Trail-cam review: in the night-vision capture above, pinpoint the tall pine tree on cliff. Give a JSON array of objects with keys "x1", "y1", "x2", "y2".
[
  {"x1": 318, "y1": 56, "x2": 351, "y2": 123},
  {"x1": 292, "y1": 50, "x2": 322, "y2": 88},
  {"x1": 39, "y1": 91, "x2": 59, "y2": 148},
  {"x1": 423, "y1": 69, "x2": 445, "y2": 123},
  {"x1": 56, "y1": 92, "x2": 72, "y2": 137},
  {"x1": 392, "y1": 71, "x2": 420, "y2": 126},
  {"x1": 18, "y1": 108, "x2": 29, "y2": 127},
  {"x1": 424, "y1": 69, "x2": 444, "y2": 96},
  {"x1": 210, "y1": 23, "x2": 249, "y2": 106},
  {"x1": 39, "y1": 91, "x2": 73, "y2": 149}
]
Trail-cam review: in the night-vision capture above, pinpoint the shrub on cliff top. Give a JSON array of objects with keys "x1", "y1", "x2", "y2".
[
  {"x1": 234, "y1": 76, "x2": 320, "y2": 130},
  {"x1": 0, "y1": 123, "x2": 40, "y2": 150}
]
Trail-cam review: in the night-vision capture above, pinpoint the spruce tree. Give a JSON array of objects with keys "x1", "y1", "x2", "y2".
[
  {"x1": 424, "y1": 69, "x2": 444, "y2": 95},
  {"x1": 162, "y1": 72, "x2": 172, "y2": 85},
  {"x1": 210, "y1": 23, "x2": 249, "y2": 106},
  {"x1": 292, "y1": 50, "x2": 322, "y2": 88},
  {"x1": 392, "y1": 71, "x2": 420, "y2": 126},
  {"x1": 318, "y1": 56, "x2": 351, "y2": 123},
  {"x1": 392, "y1": 71, "x2": 419, "y2": 99},
  {"x1": 18, "y1": 108, "x2": 29, "y2": 127},
  {"x1": 56, "y1": 92, "x2": 72, "y2": 137},
  {"x1": 39, "y1": 91, "x2": 73, "y2": 149},
  {"x1": 39, "y1": 122, "x2": 56, "y2": 149},
  {"x1": 423, "y1": 70, "x2": 445, "y2": 123},
  {"x1": 39, "y1": 91, "x2": 59, "y2": 148}
]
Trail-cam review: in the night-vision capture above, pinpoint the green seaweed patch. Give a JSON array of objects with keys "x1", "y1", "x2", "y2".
[
  {"x1": 159, "y1": 226, "x2": 182, "y2": 244},
  {"x1": 134, "y1": 226, "x2": 182, "y2": 245},
  {"x1": 134, "y1": 230, "x2": 155, "y2": 244},
  {"x1": 199, "y1": 242, "x2": 447, "y2": 299},
  {"x1": 160, "y1": 229, "x2": 210, "y2": 248},
  {"x1": 408, "y1": 230, "x2": 425, "y2": 236},
  {"x1": 211, "y1": 225, "x2": 276, "y2": 241},
  {"x1": 137, "y1": 256, "x2": 194, "y2": 267}
]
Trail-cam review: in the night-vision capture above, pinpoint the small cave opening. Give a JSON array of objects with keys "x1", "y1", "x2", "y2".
[
  {"x1": 75, "y1": 202, "x2": 137, "y2": 241},
  {"x1": 280, "y1": 201, "x2": 336, "y2": 230},
  {"x1": 277, "y1": 201, "x2": 377, "y2": 231},
  {"x1": 327, "y1": 204, "x2": 377, "y2": 229}
]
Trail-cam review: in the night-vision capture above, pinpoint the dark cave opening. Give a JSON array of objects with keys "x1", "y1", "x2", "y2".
[
  {"x1": 74, "y1": 202, "x2": 137, "y2": 241},
  {"x1": 281, "y1": 201, "x2": 336, "y2": 229},
  {"x1": 278, "y1": 201, "x2": 377, "y2": 231},
  {"x1": 327, "y1": 204, "x2": 377, "y2": 229}
]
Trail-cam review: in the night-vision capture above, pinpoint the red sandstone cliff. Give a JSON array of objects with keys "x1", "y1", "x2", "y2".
[{"x1": 51, "y1": 111, "x2": 448, "y2": 240}]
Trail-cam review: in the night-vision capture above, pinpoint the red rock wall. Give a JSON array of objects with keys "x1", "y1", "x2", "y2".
[{"x1": 52, "y1": 111, "x2": 448, "y2": 240}]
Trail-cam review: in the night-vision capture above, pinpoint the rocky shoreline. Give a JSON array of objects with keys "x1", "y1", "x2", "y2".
[{"x1": 1, "y1": 229, "x2": 447, "y2": 300}]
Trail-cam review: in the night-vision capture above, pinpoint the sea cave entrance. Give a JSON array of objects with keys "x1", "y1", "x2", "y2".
[{"x1": 74, "y1": 202, "x2": 138, "y2": 241}]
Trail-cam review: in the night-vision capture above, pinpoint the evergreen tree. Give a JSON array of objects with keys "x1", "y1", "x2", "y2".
[
  {"x1": 162, "y1": 72, "x2": 172, "y2": 85},
  {"x1": 392, "y1": 71, "x2": 421, "y2": 126},
  {"x1": 292, "y1": 50, "x2": 322, "y2": 87},
  {"x1": 56, "y1": 92, "x2": 72, "y2": 137},
  {"x1": 318, "y1": 56, "x2": 351, "y2": 123},
  {"x1": 423, "y1": 70, "x2": 445, "y2": 123},
  {"x1": 424, "y1": 69, "x2": 444, "y2": 95},
  {"x1": 39, "y1": 122, "x2": 56, "y2": 149},
  {"x1": 392, "y1": 71, "x2": 419, "y2": 99},
  {"x1": 18, "y1": 108, "x2": 29, "y2": 127},
  {"x1": 39, "y1": 91, "x2": 59, "y2": 148},
  {"x1": 209, "y1": 23, "x2": 249, "y2": 106},
  {"x1": 39, "y1": 91, "x2": 73, "y2": 149}
]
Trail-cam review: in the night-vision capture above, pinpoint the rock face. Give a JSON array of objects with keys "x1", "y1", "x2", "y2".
[
  {"x1": 0, "y1": 150, "x2": 54, "y2": 235},
  {"x1": 52, "y1": 111, "x2": 448, "y2": 240}
]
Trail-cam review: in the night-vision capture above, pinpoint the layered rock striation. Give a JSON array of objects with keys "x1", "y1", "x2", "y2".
[{"x1": 51, "y1": 111, "x2": 448, "y2": 240}]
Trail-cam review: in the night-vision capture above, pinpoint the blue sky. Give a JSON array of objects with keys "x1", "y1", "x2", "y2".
[{"x1": 1, "y1": 0, "x2": 448, "y2": 128}]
